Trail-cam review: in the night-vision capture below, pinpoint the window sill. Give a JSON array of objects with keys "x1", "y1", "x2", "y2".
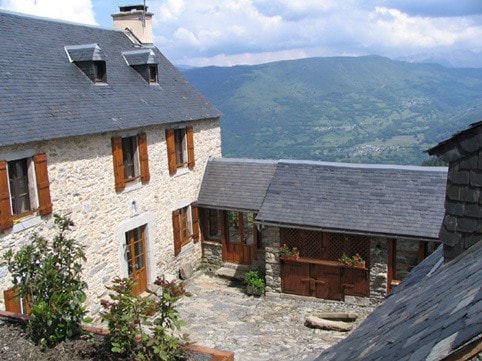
[
  {"x1": 179, "y1": 241, "x2": 194, "y2": 255},
  {"x1": 173, "y1": 167, "x2": 190, "y2": 178},
  {"x1": 121, "y1": 179, "x2": 143, "y2": 193},
  {"x1": 12, "y1": 214, "x2": 42, "y2": 233}
]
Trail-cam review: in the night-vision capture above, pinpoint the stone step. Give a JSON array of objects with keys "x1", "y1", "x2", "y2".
[{"x1": 215, "y1": 266, "x2": 247, "y2": 281}]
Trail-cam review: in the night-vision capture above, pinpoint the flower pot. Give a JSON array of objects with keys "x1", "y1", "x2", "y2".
[
  {"x1": 354, "y1": 260, "x2": 366, "y2": 268},
  {"x1": 280, "y1": 253, "x2": 299, "y2": 260},
  {"x1": 247, "y1": 285, "x2": 264, "y2": 296}
]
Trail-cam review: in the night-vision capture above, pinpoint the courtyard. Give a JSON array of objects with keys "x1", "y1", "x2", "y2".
[{"x1": 176, "y1": 271, "x2": 376, "y2": 361}]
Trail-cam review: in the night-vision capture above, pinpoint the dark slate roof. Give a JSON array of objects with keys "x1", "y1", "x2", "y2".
[
  {"x1": 197, "y1": 158, "x2": 277, "y2": 212},
  {"x1": 427, "y1": 120, "x2": 482, "y2": 162},
  {"x1": 0, "y1": 10, "x2": 220, "y2": 147},
  {"x1": 256, "y1": 160, "x2": 447, "y2": 239},
  {"x1": 315, "y1": 241, "x2": 482, "y2": 361}
]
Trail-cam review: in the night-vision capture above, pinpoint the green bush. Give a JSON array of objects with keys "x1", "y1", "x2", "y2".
[
  {"x1": 100, "y1": 276, "x2": 190, "y2": 361},
  {"x1": 244, "y1": 269, "x2": 265, "y2": 294},
  {"x1": 3, "y1": 214, "x2": 87, "y2": 348}
]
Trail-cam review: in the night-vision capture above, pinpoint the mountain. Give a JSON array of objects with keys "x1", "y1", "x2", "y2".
[
  {"x1": 182, "y1": 55, "x2": 482, "y2": 165},
  {"x1": 397, "y1": 50, "x2": 482, "y2": 68}
]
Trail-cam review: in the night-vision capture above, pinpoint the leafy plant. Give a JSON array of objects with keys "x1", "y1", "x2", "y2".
[
  {"x1": 280, "y1": 244, "x2": 299, "y2": 256},
  {"x1": 244, "y1": 270, "x2": 265, "y2": 294},
  {"x1": 3, "y1": 214, "x2": 87, "y2": 348},
  {"x1": 339, "y1": 253, "x2": 364, "y2": 267},
  {"x1": 100, "y1": 276, "x2": 190, "y2": 361}
]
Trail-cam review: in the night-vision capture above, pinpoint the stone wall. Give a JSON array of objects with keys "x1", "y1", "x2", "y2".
[
  {"x1": 0, "y1": 119, "x2": 221, "y2": 316},
  {"x1": 369, "y1": 237, "x2": 388, "y2": 303}
]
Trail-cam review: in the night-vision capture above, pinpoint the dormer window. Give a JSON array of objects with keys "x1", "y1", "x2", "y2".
[
  {"x1": 65, "y1": 44, "x2": 107, "y2": 84},
  {"x1": 148, "y1": 65, "x2": 158, "y2": 83},
  {"x1": 122, "y1": 49, "x2": 158, "y2": 84},
  {"x1": 94, "y1": 61, "x2": 107, "y2": 83}
]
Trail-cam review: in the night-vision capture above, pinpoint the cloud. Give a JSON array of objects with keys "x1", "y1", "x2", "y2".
[
  {"x1": 0, "y1": 0, "x2": 96, "y2": 25},
  {"x1": 150, "y1": 1, "x2": 482, "y2": 66}
]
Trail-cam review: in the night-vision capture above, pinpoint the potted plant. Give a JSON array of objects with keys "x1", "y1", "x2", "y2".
[
  {"x1": 244, "y1": 269, "x2": 265, "y2": 296},
  {"x1": 280, "y1": 244, "x2": 300, "y2": 259},
  {"x1": 338, "y1": 253, "x2": 365, "y2": 268}
]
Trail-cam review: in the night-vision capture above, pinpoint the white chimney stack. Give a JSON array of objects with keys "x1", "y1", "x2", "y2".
[{"x1": 112, "y1": 5, "x2": 153, "y2": 45}]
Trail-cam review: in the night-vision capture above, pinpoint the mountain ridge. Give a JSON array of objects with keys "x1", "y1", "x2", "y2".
[{"x1": 182, "y1": 55, "x2": 482, "y2": 165}]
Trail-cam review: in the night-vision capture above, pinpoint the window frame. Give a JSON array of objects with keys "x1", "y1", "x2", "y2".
[
  {"x1": 0, "y1": 153, "x2": 52, "y2": 232},
  {"x1": 200, "y1": 208, "x2": 223, "y2": 242},
  {"x1": 93, "y1": 61, "x2": 107, "y2": 83},
  {"x1": 112, "y1": 132, "x2": 150, "y2": 191},
  {"x1": 166, "y1": 126, "x2": 195, "y2": 176},
  {"x1": 148, "y1": 65, "x2": 158, "y2": 84},
  {"x1": 172, "y1": 202, "x2": 199, "y2": 256}
]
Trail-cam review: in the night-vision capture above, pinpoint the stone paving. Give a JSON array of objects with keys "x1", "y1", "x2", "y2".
[{"x1": 177, "y1": 272, "x2": 376, "y2": 361}]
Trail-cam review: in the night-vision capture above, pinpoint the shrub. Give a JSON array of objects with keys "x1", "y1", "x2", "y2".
[
  {"x1": 100, "y1": 276, "x2": 190, "y2": 361},
  {"x1": 3, "y1": 214, "x2": 87, "y2": 348}
]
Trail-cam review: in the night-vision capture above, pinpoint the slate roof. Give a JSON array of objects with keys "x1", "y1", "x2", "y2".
[
  {"x1": 256, "y1": 160, "x2": 448, "y2": 239},
  {"x1": 197, "y1": 158, "x2": 277, "y2": 212},
  {"x1": 427, "y1": 120, "x2": 482, "y2": 161},
  {"x1": 0, "y1": 10, "x2": 220, "y2": 147},
  {"x1": 315, "y1": 241, "x2": 482, "y2": 361}
]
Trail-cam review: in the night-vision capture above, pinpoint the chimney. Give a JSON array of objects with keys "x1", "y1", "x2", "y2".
[
  {"x1": 427, "y1": 121, "x2": 482, "y2": 262},
  {"x1": 112, "y1": 4, "x2": 153, "y2": 44}
]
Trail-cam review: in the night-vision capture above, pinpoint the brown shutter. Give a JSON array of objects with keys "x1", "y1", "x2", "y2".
[
  {"x1": 191, "y1": 202, "x2": 199, "y2": 243},
  {"x1": 34, "y1": 153, "x2": 53, "y2": 216},
  {"x1": 172, "y1": 209, "x2": 181, "y2": 256},
  {"x1": 111, "y1": 137, "x2": 125, "y2": 191},
  {"x1": 138, "y1": 132, "x2": 150, "y2": 183},
  {"x1": 166, "y1": 129, "x2": 177, "y2": 176},
  {"x1": 0, "y1": 161, "x2": 13, "y2": 232},
  {"x1": 3, "y1": 287, "x2": 21, "y2": 313},
  {"x1": 187, "y1": 126, "x2": 195, "y2": 170}
]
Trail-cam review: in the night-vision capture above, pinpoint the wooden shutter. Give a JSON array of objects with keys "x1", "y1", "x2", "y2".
[
  {"x1": 191, "y1": 202, "x2": 199, "y2": 243},
  {"x1": 187, "y1": 126, "x2": 195, "y2": 170},
  {"x1": 34, "y1": 153, "x2": 53, "y2": 216},
  {"x1": 3, "y1": 287, "x2": 21, "y2": 313},
  {"x1": 172, "y1": 209, "x2": 182, "y2": 256},
  {"x1": 0, "y1": 160, "x2": 13, "y2": 232},
  {"x1": 138, "y1": 132, "x2": 150, "y2": 183},
  {"x1": 111, "y1": 137, "x2": 125, "y2": 191},
  {"x1": 165, "y1": 129, "x2": 177, "y2": 176}
]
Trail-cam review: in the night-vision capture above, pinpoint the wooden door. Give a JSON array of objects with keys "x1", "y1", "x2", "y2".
[
  {"x1": 224, "y1": 211, "x2": 256, "y2": 265},
  {"x1": 312, "y1": 264, "x2": 343, "y2": 301},
  {"x1": 342, "y1": 267, "x2": 369, "y2": 297},
  {"x1": 281, "y1": 260, "x2": 310, "y2": 296},
  {"x1": 126, "y1": 226, "x2": 147, "y2": 295}
]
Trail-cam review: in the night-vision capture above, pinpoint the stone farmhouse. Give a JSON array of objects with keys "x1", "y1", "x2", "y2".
[
  {"x1": 0, "y1": 5, "x2": 452, "y2": 315},
  {"x1": 316, "y1": 122, "x2": 482, "y2": 360},
  {"x1": 198, "y1": 159, "x2": 447, "y2": 304},
  {"x1": 0, "y1": 6, "x2": 221, "y2": 314}
]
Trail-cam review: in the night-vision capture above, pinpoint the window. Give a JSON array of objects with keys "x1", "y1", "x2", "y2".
[
  {"x1": 200, "y1": 208, "x2": 223, "y2": 242},
  {"x1": 148, "y1": 65, "x2": 158, "y2": 83},
  {"x1": 387, "y1": 240, "x2": 435, "y2": 293},
  {"x1": 165, "y1": 126, "x2": 195, "y2": 176},
  {"x1": 112, "y1": 132, "x2": 150, "y2": 191},
  {"x1": 227, "y1": 211, "x2": 256, "y2": 245},
  {"x1": 172, "y1": 202, "x2": 199, "y2": 256},
  {"x1": 0, "y1": 153, "x2": 52, "y2": 232},
  {"x1": 93, "y1": 61, "x2": 106, "y2": 83}
]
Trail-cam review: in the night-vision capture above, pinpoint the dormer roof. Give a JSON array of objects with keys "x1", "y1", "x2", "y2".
[
  {"x1": 122, "y1": 49, "x2": 157, "y2": 66},
  {"x1": 65, "y1": 43, "x2": 106, "y2": 62}
]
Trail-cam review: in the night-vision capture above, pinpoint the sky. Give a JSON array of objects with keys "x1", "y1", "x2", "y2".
[{"x1": 0, "y1": 0, "x2": 481, "y2": 67}]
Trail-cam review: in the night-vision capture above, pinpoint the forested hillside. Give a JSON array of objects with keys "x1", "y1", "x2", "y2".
[{"x1": 182, "y1": 55, "x2": 482, "y2": 165}]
